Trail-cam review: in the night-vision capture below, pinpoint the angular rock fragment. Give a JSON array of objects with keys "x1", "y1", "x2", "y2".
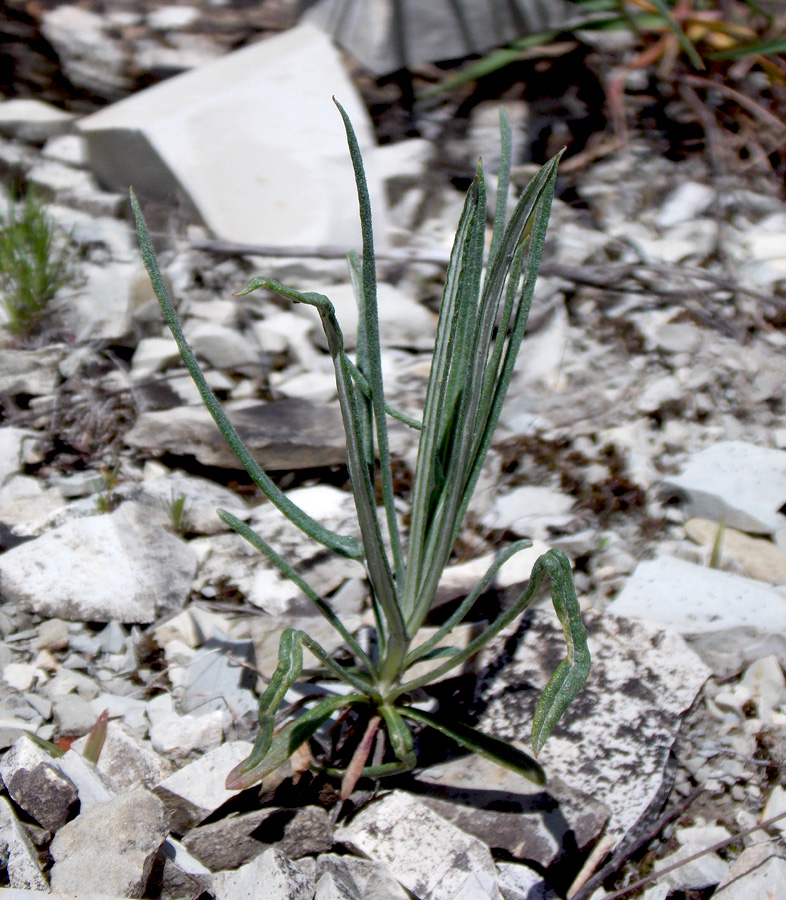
[
  {"x1": 714, "y1": 844, "x2": 786, "y2": 899},
  {"x1": 661, "y1": 440, "x2": 786, "y2": 535},
  {"x1": 477, "y1": 609, "x2": 709, "y2": 848},
  {"x1": 185, "y1": 805, "x2": 333, "y2": 871},
  {"x1": 0, "y1": 735, "x2": 78, "y2": 832},
  {"x1": 78, "y1": 24, "x2": 385, "y2": 248},
  {"x1": 0, "y1": 796, "x2": 48, "y2": 890},
  {"x1": 317, "y1": 855, "x2": 410, "y2": 900},
  {"x1": 71, "y1": 721, "x2": 172, "y2": 791},
  {"x1": 125, "y1": 399, "x2": 347, "y2": 470},
  {"x1": 152, "y1": 740, "x2": 252, "y2": 834},
  {"x1": 415, "y1": 754, "x2": 608, "y2": 869},
  {"x1": 496, "y1": 861, "x2": 558, "y2": 900},
  {"x1": 609, "y1": 555, "x2": 786, "y2": 673},
  {"x1": 49, "y1": 787, "x2": 169, "y2": 897},
  {"x1": 0, "y1": 346, "x2": 64, "y2": 398},
  {"x1": 55, "y1": 749, "x2": 116, "y2": 811},
  {"x1": 211, "y1": 848, "x2": 315, "y2": 900},
  {"x1": 0, "y1": 501, "x2": 198, "y2": 623},
  {"x1": 339, "y1": 790, "x2": 503, "y2": 900}
]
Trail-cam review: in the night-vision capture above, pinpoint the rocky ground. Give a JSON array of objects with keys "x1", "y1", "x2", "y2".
[{"x1": 1, "y1": 2, "x2": 786, "y2": 899}]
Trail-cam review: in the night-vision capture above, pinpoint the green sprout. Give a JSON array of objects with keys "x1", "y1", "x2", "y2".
[
  {"x1": 0, "y1": 192, "x2": 69, "y2": 337},
  {"x1": 165, "y1": 489, "x2": 192, "y2": 536},
  {"x1": 132, "y1": 102, "x2": 590, "y2": 795}
]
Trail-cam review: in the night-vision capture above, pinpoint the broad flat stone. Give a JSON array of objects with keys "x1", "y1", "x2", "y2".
[
  {"x1": 125, "y1": 398, "x2": 347, "y2": 470},
  {"x1": 71, "y1": 721, "x2": 172, "y2": 791},
  {"x1": 0, "y1": 735, "x2": 78, "y2": 832},
  {"x1": 0, "y1": 428, "x2": 39, "y2": 486},
  {"x1": 0, "y1": 346, "x2": 64, "y2": 397},
  {"x1": 0, "y1": 501, "x2": 198, "y2": 623},
  {"x1": 180, "y1": 637, "x2": 257, "y2": 718},
  {"x1": 0, "y1": 98, "x2": 75, "y2": 143},
  {"x1": 714, "y1": 845, "x2": 786, "y2": 898},
  {"x1": 661, "y1": 441, "x2": 786, "y2": 535},
  {"x1": 415, "y1": 754, "x2": 608, "y2": 869},
  {"x1": 50, "y1": 787, "x2": 169, "y2": 897},
  {"x1": 153, "y1": 740, "x2": 252, "y2": 834},
  {"x1": 685, "y1": 518, "x2": 786, "y2": 584},
  {"x1": 0, "y1": 796, "x2": 48, "y2": 890},
  {"x1": 608, "y1": 555, "x2": 786, "y2": 673},
  {"x1": 211, "y1": 848, "x2": 315, "y2": 900},
  {"x1": 134, "y1": 470, "x2": 248, "y2": 536},
  {"x1": 185, "y1": 805, "x2": 333, "y2": 870},
  {"x1": 477, "y1": 609, "x2": 709, "y2": 849},
  {"x1": 339, "y1": 791, "x2": 503, "y2": 900},
  {"x1": 483, "y1": 486, "x2": 575, "y2": 540},
  {"x1": 304, "y1": 0, "x2": 572, "y2": 75},
  {"x1": 495, "y1": 862, "x2": 557, "y2": 900},
  {"x1": 316, "y1": 854, "x2": 409, "y2": 900},
  {"x1": 53, "y1": 262, "x2": 139, "y2": 341},
  {"x1": 78, "y1": 24, "x2": 385, "y2": 248}
]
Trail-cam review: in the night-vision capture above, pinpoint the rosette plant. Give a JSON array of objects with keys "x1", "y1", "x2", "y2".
[{"x1": 132, "y1": 101, "x2": 590, "y2": 795}]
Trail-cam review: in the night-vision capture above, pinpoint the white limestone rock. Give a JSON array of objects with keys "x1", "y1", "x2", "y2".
[
  {"x1": 78, "y1": 24, "x2": 387, "y2": 249},
  {"x1": 0, "y1": 428, "x2": 39, "y2": 486},
  {"x1": 0, "y1": 796, "x2": 48, "y2": 890},
  {"x1": 0, "y1": 501, "x2": 198, "y2": 624},
  {"x1": 714, "y1": 845, "x2": 786, "y2": 899},
  {"x1": 0, "y1": 346, "x2": 64, "y2": 397},
  {"x1": 212, "y1": 848, "x2": 315, "y2": 900},
  {"x1": 71, "y1": 721, "x2": 172, "y2": 791},
  {"x1": 661, "y1": 440, "x2": 786, "y2": 535},
  {"x1": 149, "y1": 710, "x2": 225, "y2": 764},
  {"x1": 416, "y1": 754, "x2": 608, "y2": 869},
  {"x1": 316, "y1": 854, "x2": 410, "y2": 900},
  {"x1": 477, "y1": 609, "x2": 710, "y2": 849},
  {"x1": 484, "y1": 485, "x2": 575, "y2": 541},
  {"x1": 153, "y1": 740, "x2": 252, "y2": 834},
  {"x1": 49, "y1": 787, "x2": 169, "y2": 896},
  {"x1": 0, "y1": 736, "x2": 78, "y2": 832},
  {"x1": 41, "y1": 5, "x2": 132, "y2": 100},
  {"x1": 0, "y1": 99, "x2": 75, "y2": 143},
  {"x1": 608, "y1": 555, "x2": 786, "y2": 672},
  {"x1": 339, "y1": 791, "x2": 503, "y2": 900}
]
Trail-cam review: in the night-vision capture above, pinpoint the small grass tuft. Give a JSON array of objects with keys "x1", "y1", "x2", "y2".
[{"x1": 0, "y1": 192, "x2": 70, "y2": 338}]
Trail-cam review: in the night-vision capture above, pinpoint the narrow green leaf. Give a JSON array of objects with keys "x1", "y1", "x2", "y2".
[
  {"x1": 707, "y1": 37, "x2": 786, "y2": 60},
  {"x1": 379, "y1": 704, "x2": 416, "y2": 769},
  {"x1": 225, "y1": 693, "x2": 365, "y2": 791},
  {"x1": 648, "y1": 0, "x2": 705, "y2": 69},
  {"x1": 131, "y1": 191, "x2": 363, "y2": 561},
  {"x1": 400, "y1": 707, "x2": 546, "y2": 785},
  {"x1": 217, "y1": 509, "x2": 377, "y2": 678},
  {"x1": 253, "y1": 628, "x2": 305, "y2": 759},
  {"x1": 530, "y1": 550, "x2": 591, "y2": 756},
  {"x1": 335, "y1": 99, "x2": 405, "y2": 588},
  {"x1": 238, "y1": 277, "x2": 407, "y2": 664}
]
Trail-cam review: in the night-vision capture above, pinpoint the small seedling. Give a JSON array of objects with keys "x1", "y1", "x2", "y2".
[
  {"x1": 165, "y1": 489, "x2": 192, "y2": 535},
  {"x1": 133, "y1": 102, "x2": 590, "y2": 794},
  {"x1": 0, "y1": 192, "x2": 69, "y2": 337}
]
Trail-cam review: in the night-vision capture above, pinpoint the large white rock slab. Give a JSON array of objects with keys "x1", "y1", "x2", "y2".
[
  {"x1": 0, "y1": 501, "x2": 198, "y2": 623},
  {"x1": 78, "y1": 23, "x2": 386, "y2": 248},
  {"x1": 212, "y1": 848, "x2": 315, "y2": 900},
  {"x1": 609, "y1": 555, "x2": 786, "y2": 672},
  {"x1": 477, "y1": 609, "x2": 709, "y2": 849},
  {"x1": 49, "y1": 787, "x2": 169, "y2": 897},
  {"x1": 610, "y1": 555, "x2": 786, "y2": 634},
  {"x1": 661, "y1": 440, "x2": 786, "y2": 535},
  {"x1": 339, "y1": 791, "x2": 503, "y2": 900}
]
